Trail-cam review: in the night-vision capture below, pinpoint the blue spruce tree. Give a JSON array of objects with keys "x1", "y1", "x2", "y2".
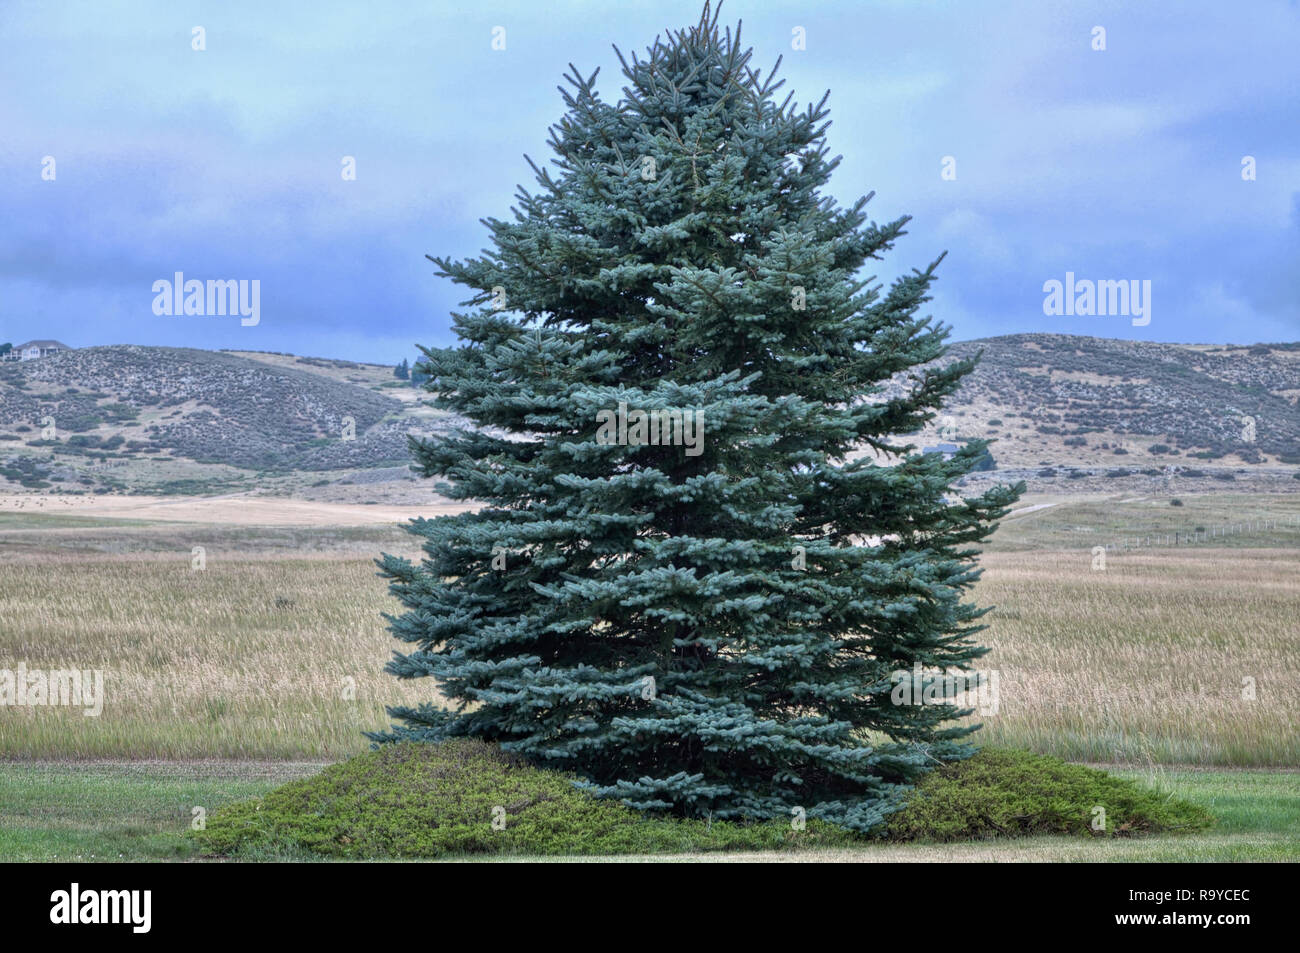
[{"x1": 374, "y1": 3, "x2": 1022, "y2": 831}]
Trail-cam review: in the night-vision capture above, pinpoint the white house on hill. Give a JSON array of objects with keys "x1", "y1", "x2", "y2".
[{"x1": 6, "y1": 340, "x2": 72, "y2": 361}]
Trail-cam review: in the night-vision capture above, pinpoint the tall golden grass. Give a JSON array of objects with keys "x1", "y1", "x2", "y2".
[
  {"x1": 1, "y1": 545, "x2": 1295, "y2": 764},
  {"x1": 0, "y1": 557, "x2": 433, "y2": 758},
  {"x1": 966, "y1": 547, "x2": 1298, "y2": 766}
]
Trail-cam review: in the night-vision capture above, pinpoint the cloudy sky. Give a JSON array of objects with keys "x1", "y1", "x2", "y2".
[{"x1": 2, "y1": 0, "x2": 1297, "y2": 365}]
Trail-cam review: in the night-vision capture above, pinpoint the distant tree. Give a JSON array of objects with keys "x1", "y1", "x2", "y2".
[
  {"x1": 409, "y1": 364, "x2": 429, "y2": 388},
  {"x1": 0, "y1": 343, "x2": 11, "y2": 357},
  {"x1": 394, "y1": 359, "x2": 410, "y2": 380}
]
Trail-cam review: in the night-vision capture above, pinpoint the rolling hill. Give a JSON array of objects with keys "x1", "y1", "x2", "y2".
[
  {"x1": 933, "y1": 334, "x2": 1300, "y2": 466},
  {"x1": 0, "y1": 346, "x2": 459, "y2": 498},
  {"x1": 0, "y1": 335, "x2": 1296, "y2": 500}
]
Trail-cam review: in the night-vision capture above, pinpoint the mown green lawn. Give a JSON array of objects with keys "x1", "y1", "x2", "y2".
[
  {"x1": 0, "y1": 761, "x2": 322, "y2": 862},
  {"x1": 1, "y1": 761, "x2": 1294, "y2": 862}
]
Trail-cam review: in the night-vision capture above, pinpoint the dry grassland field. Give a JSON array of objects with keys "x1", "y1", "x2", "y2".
[{"x1": 0, "y1": 490, "x2": 1296, "y2": 863}]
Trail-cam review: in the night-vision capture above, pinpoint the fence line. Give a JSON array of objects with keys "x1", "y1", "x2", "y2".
[{"x1": 1101, "y1": 514, "x2": 1300, "y2": 552}]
